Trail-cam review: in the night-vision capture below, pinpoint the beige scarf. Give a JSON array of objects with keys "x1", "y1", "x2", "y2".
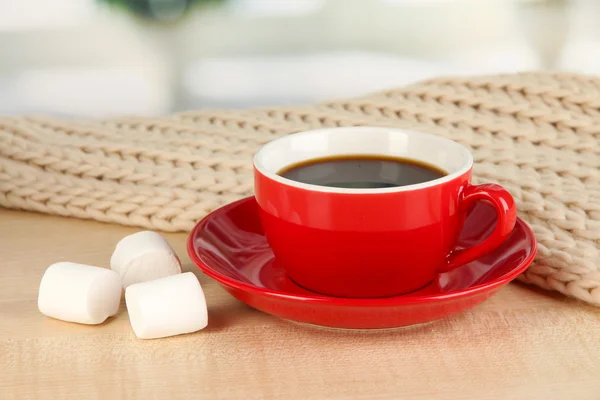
[{"x1": 1, "y1": 72, "x2": 599, "y2": 306}]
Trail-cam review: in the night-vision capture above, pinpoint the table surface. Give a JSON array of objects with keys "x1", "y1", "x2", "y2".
[{"x1": 2, "y1": 208, "x2": 600, "y2": 400}]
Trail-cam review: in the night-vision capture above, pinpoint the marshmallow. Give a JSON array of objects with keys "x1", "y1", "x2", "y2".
[
  {"x1": 38, "y1": 262, "x2": 122, "y2": 325},
  {"x1": 125, "y1": 272, "x2": 208, "y2": 339},
  {"x1": 110, "y1": 231, "x2": 182, "y2": 288}
]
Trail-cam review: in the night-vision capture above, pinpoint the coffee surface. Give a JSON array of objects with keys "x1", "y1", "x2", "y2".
[{"x1": 278, "y1": 155, "x2": 446, "y2": 189}]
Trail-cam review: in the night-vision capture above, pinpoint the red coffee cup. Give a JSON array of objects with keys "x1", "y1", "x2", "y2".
[{"x1": 253, "y1": 127, "x2": 516, "y2": 298}]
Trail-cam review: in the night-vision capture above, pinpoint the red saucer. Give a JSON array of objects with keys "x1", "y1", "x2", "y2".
[{"x1": 187, "y1": 197, "x2": 536, "y2": 330}]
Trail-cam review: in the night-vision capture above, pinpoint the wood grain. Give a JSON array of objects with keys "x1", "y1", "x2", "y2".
[{"x1": 1, "y1": 209, "x2": 599, "y2": 400}]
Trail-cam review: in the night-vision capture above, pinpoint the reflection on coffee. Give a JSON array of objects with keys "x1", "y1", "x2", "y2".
[{"x1": 278, "y1": 155, "x2": 447, "y2": 189}]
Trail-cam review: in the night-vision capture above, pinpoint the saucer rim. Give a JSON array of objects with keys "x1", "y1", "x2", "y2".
[{"x1": 187, "y1": 196, "x2": 537, "y2": 306}]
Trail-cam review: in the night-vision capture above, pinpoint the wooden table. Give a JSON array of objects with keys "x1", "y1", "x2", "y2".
[{"x1": 2, "y1": 209, "x2": 599, "y2": 400}]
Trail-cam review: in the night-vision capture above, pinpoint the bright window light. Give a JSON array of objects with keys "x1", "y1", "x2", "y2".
[
  {"x1": 227, "y1": 0, "x2": 325, "y2": 16},
  {"x1": 0, "y1": 0, "x2": 96, "y2": 31}
]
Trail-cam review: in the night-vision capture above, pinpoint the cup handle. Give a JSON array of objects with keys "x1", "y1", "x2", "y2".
[{"x1": 440, "y1": 183, "x2": 517, "y2": 273}]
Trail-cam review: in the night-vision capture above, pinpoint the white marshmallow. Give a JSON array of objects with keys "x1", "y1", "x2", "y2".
[
  {"x1": 38, "y1": 262, "x2": 122, "y2": 325},
  {"x1": 110, "y1": 231, "x2": 182, "y2": 288},
  {"x1": 125, "y1": 272, "x2": 208, "y2": 339}
]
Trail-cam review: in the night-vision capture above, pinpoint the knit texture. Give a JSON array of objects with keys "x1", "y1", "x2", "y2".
[{"x1": 1, "y1": 72, "x2": 599, "y2": 305}]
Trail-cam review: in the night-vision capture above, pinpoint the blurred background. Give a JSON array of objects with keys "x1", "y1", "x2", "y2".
[{"x1": 0, "y1": 0, "x2": 598, "y2": 118}]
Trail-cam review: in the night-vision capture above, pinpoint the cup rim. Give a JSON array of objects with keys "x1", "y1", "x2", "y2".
[{"x1": 253, "y1": 126, "x2": 473, "y2": 194}]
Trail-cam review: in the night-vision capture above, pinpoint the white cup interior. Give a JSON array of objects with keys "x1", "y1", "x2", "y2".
[{"x1": 254, "y1": 126, "x2": 473, "y2": 193}]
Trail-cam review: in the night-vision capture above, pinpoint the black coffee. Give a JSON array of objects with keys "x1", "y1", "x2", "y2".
[{"x1": 278, "y1": 155, "x2": 447, "y2": 189}]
